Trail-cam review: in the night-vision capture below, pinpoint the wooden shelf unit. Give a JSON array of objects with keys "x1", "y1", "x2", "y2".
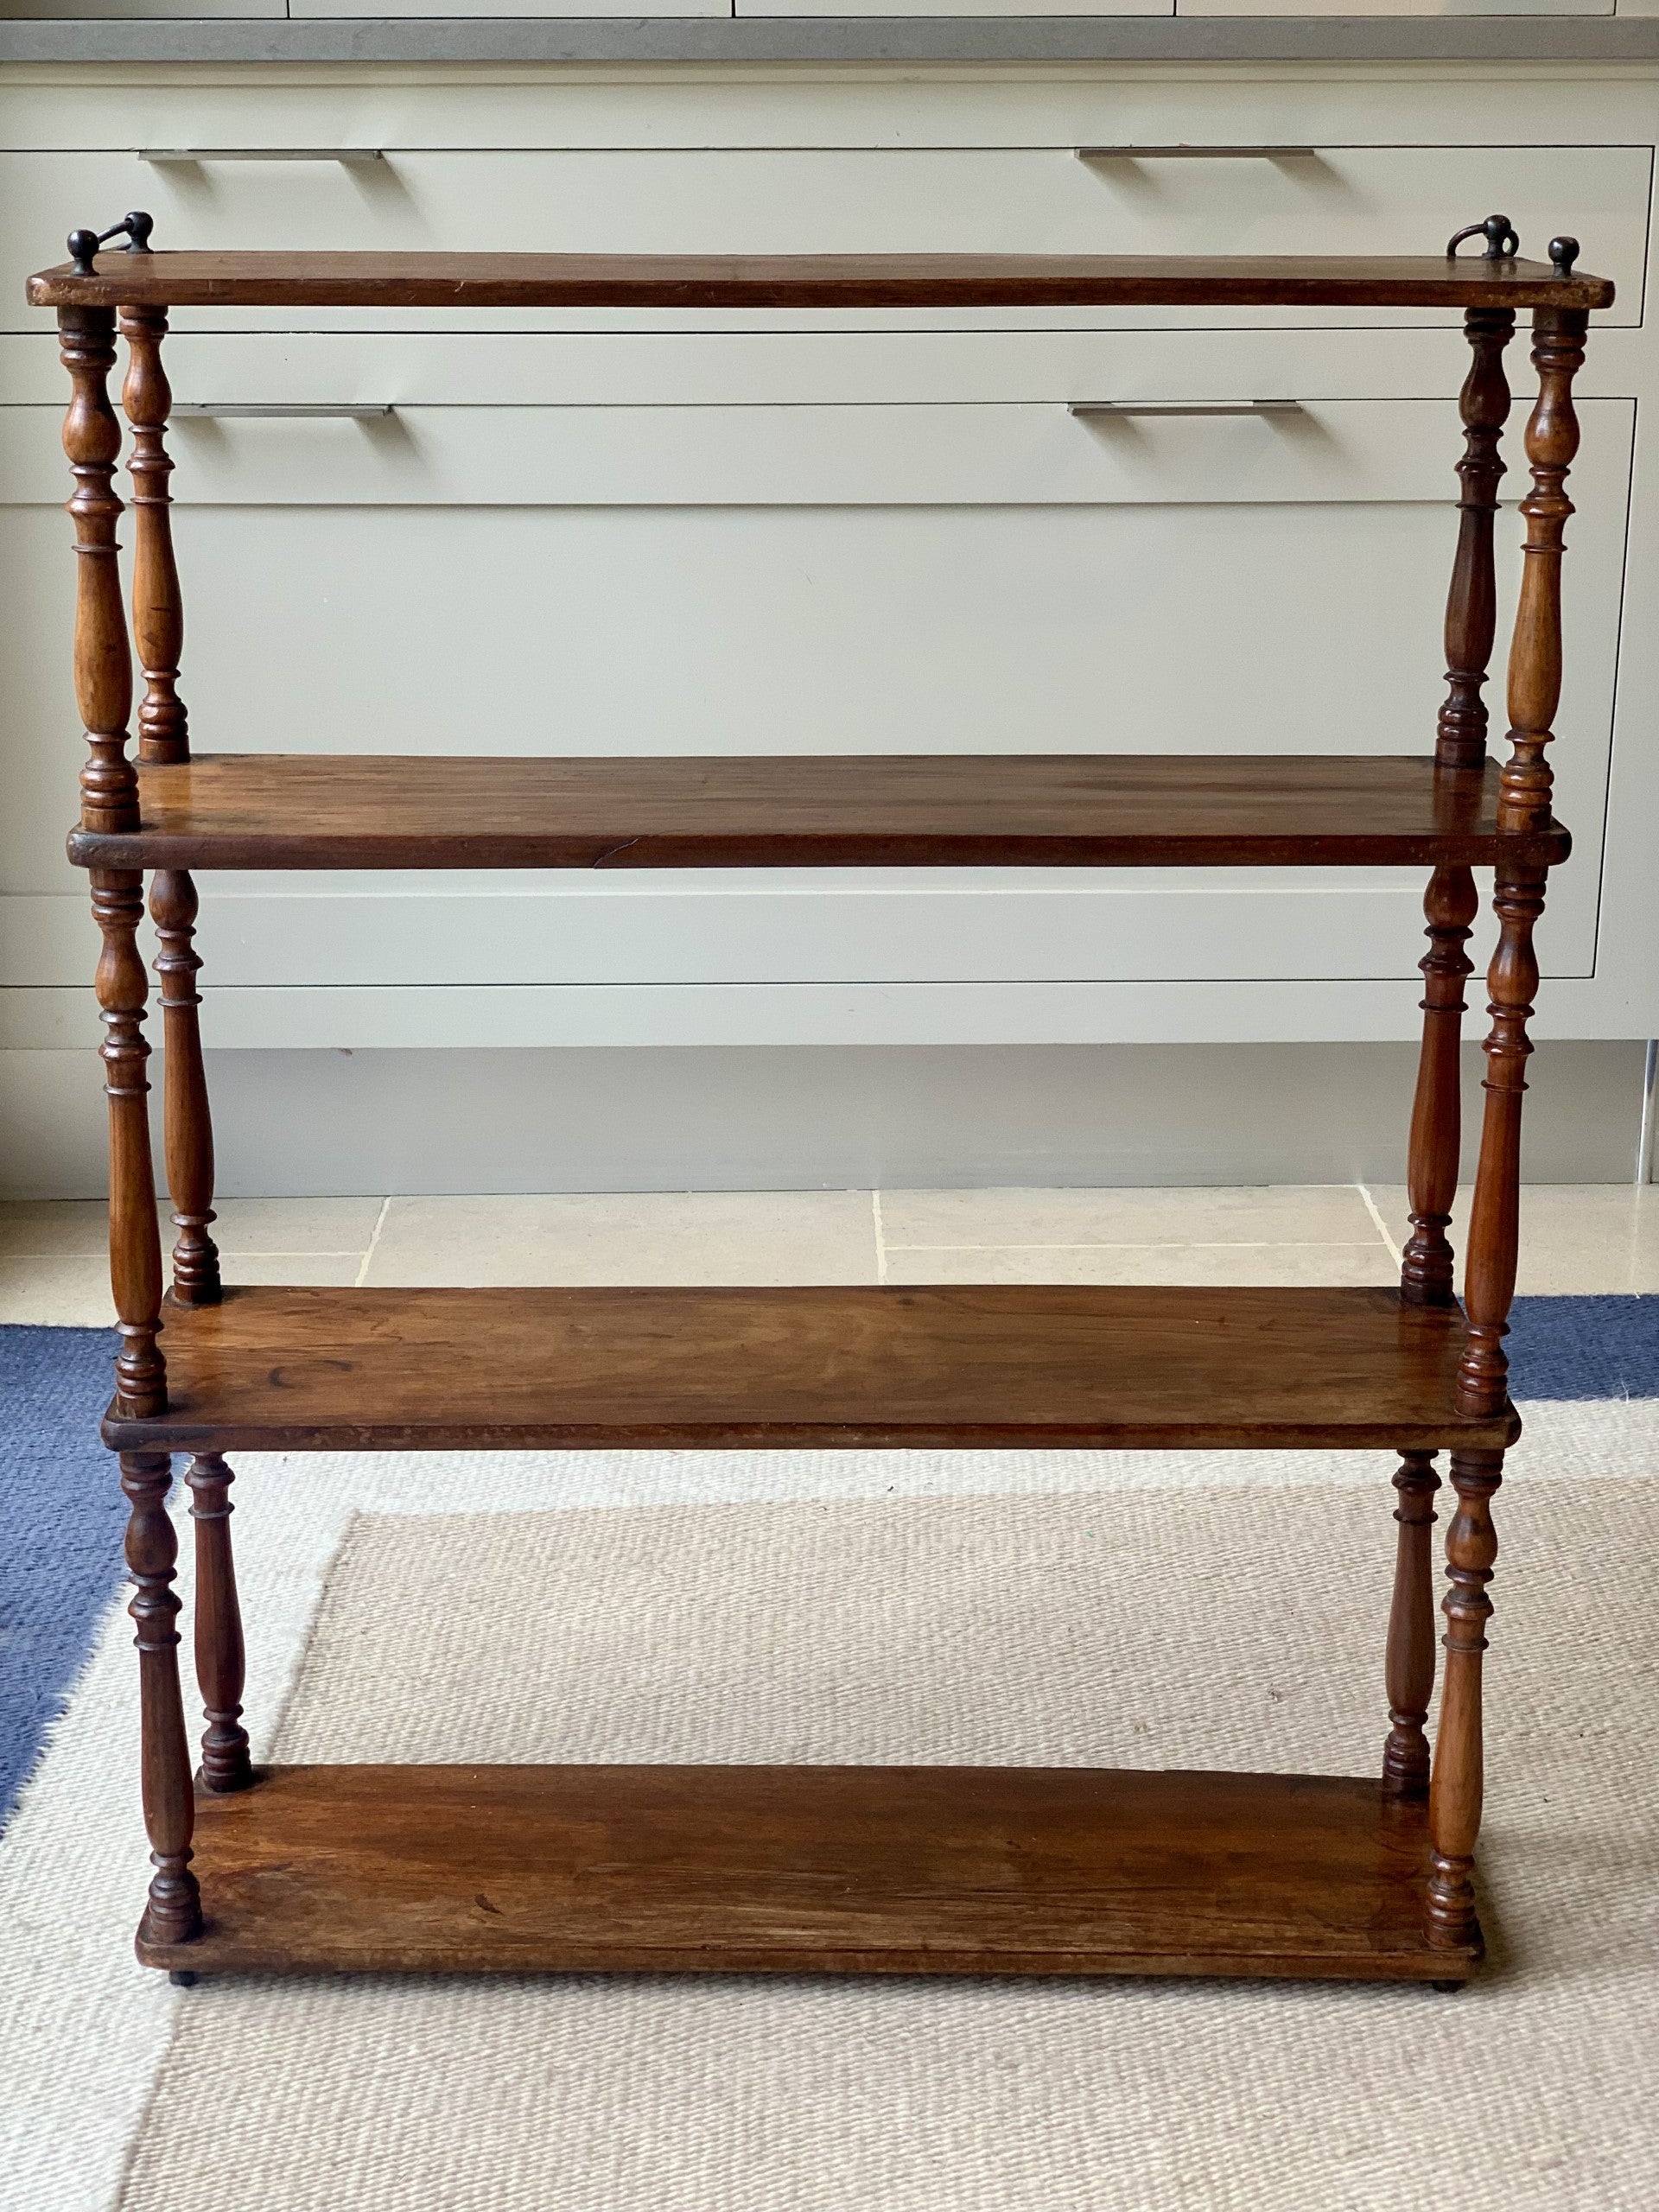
[{"x1": 35, "y1": 236, "x2": 1608, "y2": 1990}]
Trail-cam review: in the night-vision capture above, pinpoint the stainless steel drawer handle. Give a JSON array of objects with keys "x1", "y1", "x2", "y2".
[
  {"x1": 1076, "y1": 144, "x2": 1317, "y2": 162},
  {"x1": 137, "y1": 148, "x2": 385, "y2": 163},
  {"x1": 1069, "y1": 401, "x2": 1304, "y2": 419},
  {"x1": 173, "y1": 404, "x2": 396, "y2": 420}
]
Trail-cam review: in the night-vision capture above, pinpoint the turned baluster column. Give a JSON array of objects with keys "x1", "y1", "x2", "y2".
[
  {"x1": 150, "y1": 871, "x2": 221, "y2": 1305},
  {"x1": 185, "y1": 1454, "x2": 251, "y2": 1791},
  {"x1": 92, "y1": 873, "x2": 167, "y2": 1416},
  {"x1": 60, "y1": 304, "x2": 167, "y2": 1412},
  {"x1": 1498, "y1": 308, "x2": 1588, "y2": 834},
  {"x1": 1458, "y1": 874, "x2": 1546, "y2": 1414},
  {"x1": 1426, "y1": 1449, "x2": 1503, "y2": 1949},
  {"x1": 59, "y1": 304, "x2": 138, "y2": 836},
  {"x1": 1401, "y1": 310, "x2": 1515, "y2": 1306},
  {"x1": 1401, "y1": 868, "x2": 1478, "y2": 1306},
  {"x1": 1382, "y1": 1452, "x2": 1441, "y2": 1796},
  {"x1": 1453, "y1": 307, "x2": 1586, "y2": 1412},
  {"x1": 119, "y1": 310, "x2": 219, "y2": 1305},
  {"x1": 1436, "y1": 306, "x2": 1514, "y2": 773},
  {"x1": 123, "y1": 1452, "x2": 202, "y2": 1945},
  {"x1": 120, "y1": 303, "x2": 188, "y2": 765}
]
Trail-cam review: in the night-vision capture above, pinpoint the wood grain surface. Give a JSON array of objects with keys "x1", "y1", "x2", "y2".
[
  {"x1": 134, "y1": 1764, "x2": 1482, "y2": 1981},
  {"x1": 66, "y1": 753, "x2": 1572, "y2": 873},
  {"x1": 99, "y1": 1282, "x2": 1521, "y2": 1454},
  {"x1": 29, "y1": 251, "x2": 1613, "y2": 313}
]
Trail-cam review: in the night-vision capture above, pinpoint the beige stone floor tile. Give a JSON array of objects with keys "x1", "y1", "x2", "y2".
[
  {"x1": 1357, "y1": 1185, "x2": 1413, "y2": 1259},
  {"x1": 882, "y1": 1243, "x2": 1401, "y2": 1288},
  {"x1": 0, "y1": 1199, "x2": 112, "y2": 1257},
  {"x1": 1365, "y1": 1183, "x2": 1659, "y2": 1294},
  {"x1": 0, "y1": 1195, "x2": 382, "y2": 1259},
  {"x1": 0, "y1": 1247, "x2": 366, "y2": 1325},
  {"x1": 0, "y1": 1255, "x2": 114, "y2": 1326},
  {"x1": 209, "y1": 1197, "x2": 385, "y2": 1255},
  {"x1": 879, "y1": 1184, "x2": 1386, "y2": 1250},
  {"x1": 219, "y1": 1255, "x2": 366, "y2": 1287},
  {"x1": 365, "y1": 1191, "x2": 880, "y2": 1287}
]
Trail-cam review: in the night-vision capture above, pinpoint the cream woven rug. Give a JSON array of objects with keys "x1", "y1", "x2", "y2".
[{"x1": 117, "y1": 1474, "x2": 1658, "y2": 2212}]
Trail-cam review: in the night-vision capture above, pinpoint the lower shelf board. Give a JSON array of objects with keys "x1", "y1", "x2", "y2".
[
  {"x1": 104, "y1": 1282, "x2": 1519, "y2": 1452},
  {"x1": 138, "y1": 1764, "x2": 1481, "y2": 1983}
]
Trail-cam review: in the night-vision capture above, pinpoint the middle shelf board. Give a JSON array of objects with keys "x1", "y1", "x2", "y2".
[
  {"x1": 67, "y1": 753, "x2": 1570, "y2": 874},
  {"x1": 104, "y1": 1282, "x2": 1520, "y2": 1455}
]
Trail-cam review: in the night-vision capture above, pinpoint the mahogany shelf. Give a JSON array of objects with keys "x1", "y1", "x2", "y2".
[
  {"x1": 40, "y1": 236, "x2": 1598, "y2": 1993},
  {"x1": 66, "y1": 752, "x2": 1570, "y2": 874},
  {"x1": 102, "y1": 1281, "x2": 1519, "y2": 1454},
  {"x1": 29, "y1": 247, "x2": 1611, "y2": 314},
  {"x1": 134, "y1": 1764, "x2": 1481, "y2": 1983}
]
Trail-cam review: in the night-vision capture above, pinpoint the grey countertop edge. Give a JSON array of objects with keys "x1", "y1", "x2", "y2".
[{"x1": 4, "y1": 15, "x2": 1659, "y2": 69}]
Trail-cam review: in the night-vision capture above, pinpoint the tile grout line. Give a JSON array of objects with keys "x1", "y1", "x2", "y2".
[
  {"x1": 353, "y1": 1197, "x2": 393, "y2": 1288},
  {"x1": 880, "y1": 1239, "x2": 1398, "y2": 1255},
  {"x1": 1357, "y1": 1183, "x2": 1403, "y2": 1268},
  {"x1": 871, "y1": 1190, "x2": 888, "y2": 1286}
]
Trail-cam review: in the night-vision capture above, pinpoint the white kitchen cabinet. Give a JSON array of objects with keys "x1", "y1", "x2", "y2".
[
  {"x1": 2, "y1": 60, "x2": 1655, "y2": 1069},
  {"x1": 3, "y1": 141, "x2": 1648, "y2": 339}
]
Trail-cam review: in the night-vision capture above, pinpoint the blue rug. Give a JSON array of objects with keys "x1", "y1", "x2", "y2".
[
  {"x1": 1, "y1": 1325, "x2": 132, "y2": 1826},
  {"x1": 3, "y1": 1297, "x2": 1655, "y2": 1834},
  {"x1": 1505, "y1": 1294, "x2": 1659, "y2": 1400}
]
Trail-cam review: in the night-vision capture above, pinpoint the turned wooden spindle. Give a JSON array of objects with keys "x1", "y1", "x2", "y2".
[
  {"x1": 120, "y1": 303, "x2": 188, "y2": 765},
  {"x1": 1401, "y1": 866, "x2": 1478, "y2": 1306},
  {"x1": 1457, "y1": 868, "x2": 1547, "y2": 1415},
  {"x1": 1437, "y1": 307, "x2": 1514, "y2": 773},
  {"x1": 92, "y1": 870, "x2": 167, "y2": 1417},
  {"x1": 185, "y1": 1453, "x2": 252, "y2": 1792},
  {"x1": 150, "y1": 870, "x2": 221, "y2": 1305},
  {"x1": 122, "y1": 1451, "x2": 202, "y2": 1946},
  {"x1": 1426, "y1": 1449, "x2": 1503, "y2": 1949},
  {"x1": 58, "y1": 305, "x2": 138, "y2": 834},
  {"x1": 1498, "y1": 308, "x2": 1588, "y2": 833},
  {"x1": 1382, "y1": 1451, "x2": 1441, "y2": 1796}
]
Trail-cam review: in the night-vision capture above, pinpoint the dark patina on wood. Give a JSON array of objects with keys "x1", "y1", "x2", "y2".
[
  {"x1": 28, "y1": 247, "x2": 1613, "y2": 313},
  {"x1": 40, "y1": 244, "x2": 1600, "y2": 1990},
  {"x1": 67, "y1": 753, "x2": 1571, "y2": 875},
  {"x1": 100, "y1": 1281, "x2": 1519, "y2": 1456},
  {"x1": 135, "y1": 1764, "x2": 1481, "y2": 1982}
]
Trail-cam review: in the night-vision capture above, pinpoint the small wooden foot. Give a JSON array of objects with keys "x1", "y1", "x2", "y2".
[
  {"x1": 1432, "y1": 1978, "x2": 1465, "y2": 1994},
  {"x1": 169, "y1": 1969, "x2": 199, "y2": 1988}
]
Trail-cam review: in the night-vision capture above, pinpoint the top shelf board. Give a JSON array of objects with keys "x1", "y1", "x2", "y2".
[
  {"x1": 65, "y1": 753, "x2": 1572, "y2": 873},
  {"x1": 28, "y1": 250, "x2": 1615, "y2": 313}
]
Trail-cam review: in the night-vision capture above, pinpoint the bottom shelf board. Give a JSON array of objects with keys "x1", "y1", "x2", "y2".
[{"x1": 139, "y1": 1764, "x2": 1480, "y2": 1983}]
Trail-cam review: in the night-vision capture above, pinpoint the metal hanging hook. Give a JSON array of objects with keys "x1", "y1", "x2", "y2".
[
  {"x1": 67, "y1": 210, "x2": 155, "y2": 276},
  {"x1": 1446, "y1": 214, "x2": 1520, "y2": 263}
]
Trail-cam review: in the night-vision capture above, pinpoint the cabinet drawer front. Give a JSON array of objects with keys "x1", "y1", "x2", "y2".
[
  {"x1": 1186, "y1": 0, "x2": 1607, "y2": 15},
  {"x1": 2, "y1": 72, "x2": 1649, "y2": 156},
  {"x1": 7, "y1": 143, "x2": 1647, "y2": 334},
  {"x1": 3, "y1": 398, "x2": 1628, "y2": 992},
  {"x1": 0, "y1": 396, "x2": 1632, "y2": 510},
  {"x1": 4, "y1": 323, "x2": 1639, "y2": 410}
]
